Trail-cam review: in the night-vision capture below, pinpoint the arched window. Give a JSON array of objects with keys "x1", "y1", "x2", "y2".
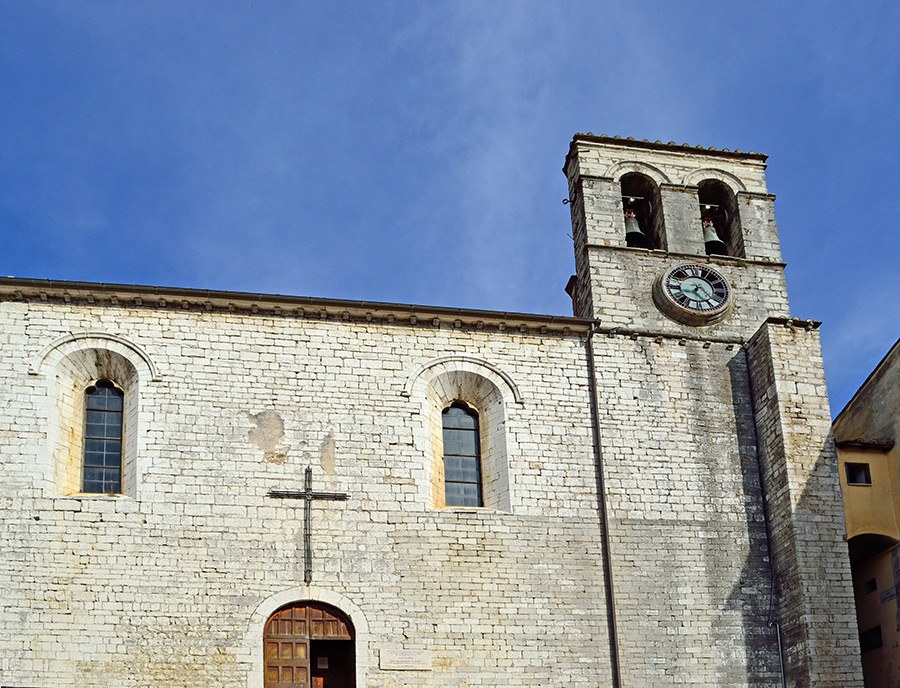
[
  {"x1": 408, "y1": 359, "x2": 515, "y2": 511},
  {"x1": 620, "y1": 172, "x2": 665, "y2": 250},
  {"x1": 82, "y1": 380, "x2": 124, "y2": 493},
  {"x1": 38, "y1": 335, "x2": 152, "y2": 497},
  {"x1": 698, "y1": 179, "x2": 744, "y2": 257},
  {"x1": 442, "y1": 401, "x2": 483, "y2": 507}
]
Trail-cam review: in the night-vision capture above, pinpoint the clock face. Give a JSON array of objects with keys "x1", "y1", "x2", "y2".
[{"x1": 653, "y1": 263, "x2": 732, "y2": 325}]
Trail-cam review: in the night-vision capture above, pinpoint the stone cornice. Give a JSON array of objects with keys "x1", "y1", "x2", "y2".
[
  {"x1": 736, "y1": 190, "x2": 777, "y2": 201},
  {"x1": 0, "y1": 277, "x2": 592, "y2": 337},
  {"x1": 764, "y1": 316, "x2": 823, "y2": 330}
]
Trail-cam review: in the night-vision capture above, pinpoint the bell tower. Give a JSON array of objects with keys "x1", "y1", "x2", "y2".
[
  {"x1": 563, "y1": 134, "x2": 788, "y2": 338},
  {"x1": 563, "y1": 135, "x2": 864, "y2": 687}
]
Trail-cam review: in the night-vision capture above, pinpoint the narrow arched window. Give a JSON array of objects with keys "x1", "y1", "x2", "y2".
[
  {"x1": 83, "y1": 380, "x2": 124, "y2": 493},
  {"x1": 442, "y1": 401, "x2": 483, "y2": 507}
]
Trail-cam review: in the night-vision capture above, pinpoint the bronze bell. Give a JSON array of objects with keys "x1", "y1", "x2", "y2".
[
  {"x1": 703, "y1": 219, "x2": 727, "y2": 255},
  {"x1": 624, "y1": 210, "x2": 648, "y2": 248}
]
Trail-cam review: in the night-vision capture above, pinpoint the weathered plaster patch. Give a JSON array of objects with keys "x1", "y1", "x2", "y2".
[
  {"x1": 320, "y1": 432, "x2": 336, "y2": 475},
  {"x1": 248, "y1": 411, "x2": 287, "y2": 463}
]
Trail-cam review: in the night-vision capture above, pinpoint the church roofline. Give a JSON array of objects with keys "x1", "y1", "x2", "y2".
[
  {"x1": 564, "y1": 133, "x2": 768, "y2": 174},
  {"x1": 0, "y1": 276, "x2": 593, "y2": 336}
]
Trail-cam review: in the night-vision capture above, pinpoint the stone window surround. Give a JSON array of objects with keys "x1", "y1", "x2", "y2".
[
  {"x1": 404, "y1": 355, "x2": 521, "y2": 513},
  {"x1": 30, "y1": 331, "x2": 158, "y2": 498}
]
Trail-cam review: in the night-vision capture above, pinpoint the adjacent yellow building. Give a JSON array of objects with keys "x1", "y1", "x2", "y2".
[{"x1": 835, "y1": 337, "x2": 900, "y2": 688}]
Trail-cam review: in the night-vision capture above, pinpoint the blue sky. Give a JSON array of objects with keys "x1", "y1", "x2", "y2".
[{"x1": 1, "y1": 1, "x2": 898, "y2": 414}]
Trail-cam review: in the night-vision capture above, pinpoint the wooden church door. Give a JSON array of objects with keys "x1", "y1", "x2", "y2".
[{"x1": 264, "y1": 602, "x2": 355, "y2": 688}]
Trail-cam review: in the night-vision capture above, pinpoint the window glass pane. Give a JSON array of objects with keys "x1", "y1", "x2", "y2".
[
  {"x1": 84, "y1": 438, "x2": 106, "y2": 454},
  {"x1": 86, "y1": 389, "x2": 111, "y2": 410},
  {"x1": 445, "y1": 482, "x2": 481, "y2": 507},
  {"x1": 846, "y1": 462, "x2": 872, "y2": 485},
  {"x1": 84, "y1": 454, "x2": 104, "y2": 469},
  {"x1": 444, "y1": 455, "x2": 479, "y2": 472},
  {"x1": 442, "y1": 406, "x2": 478, "y2": 430},
  {"x1": 102, "y1": 440, "x2": 122, "y2": 466},
  {"x1": 102, "y1": 414, "x2": 123, "y2": 439},
  {"x1": 86, "y1": 383, "x2": 124, "y2": 410},
  {"x1": 87, "y1": 440, "x2": 120, "y2": 467},
  {"x1": 443, "y1": 428, "x2": 478, "y2": 456},
  {"x1": 446, "y1": 470, "x2": 477, "y2": 483},
  {"x1": 83, "y1": 467, "x2": 105, "y2": 484},
  {"x1": 444, "y1": 455, "x2": 480, "y2": 483},
  {"x1": 860, "y1": 625, "x2": 883, "y2": 653},
  {"x1": 83, "y1": 467, "x2": 121, "y2": 493},
  {"x1": 85, "y1": 409, "x2": 122, "y2": 441},
  {"x1": 105, "y1": 391, "x2": 124, "y2": 411},
  {"x1": 104, "y1": 474, "x2": 121, "y2": 493},
  {"x1": 85, "y1": 423, "x2": 107, "y2": 439},
  {"x1": 442, "y1": 429, "x2": 461, "y2": 455}
]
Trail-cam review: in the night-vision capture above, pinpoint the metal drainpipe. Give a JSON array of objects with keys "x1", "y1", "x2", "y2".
[
  {"x1": 586, "y1": 323, "x2": 623, "y2": 688},
  {"x1": 742, "y1": 344, "x2": 788, "y2": 688}
]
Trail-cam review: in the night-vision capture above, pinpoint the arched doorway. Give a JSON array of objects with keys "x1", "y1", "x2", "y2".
[{"x1": 264, "y1": 601, "x2": 355, "y2": 688}]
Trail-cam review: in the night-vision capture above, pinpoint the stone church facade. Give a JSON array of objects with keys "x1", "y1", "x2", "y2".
[{"x1": 0, "y1": 135, "x2": 863, "y2": 687}]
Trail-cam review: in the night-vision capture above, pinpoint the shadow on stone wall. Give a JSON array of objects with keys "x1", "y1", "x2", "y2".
[
  {"x1": 782, "y1": 434, "x2": 861, "y2": 686},
  {"x1": 725, "y1": 351, "x2": 784, "y2": 686},
  {"x1": 728, "y1": 345, "x2": 862, "y2": 687}
]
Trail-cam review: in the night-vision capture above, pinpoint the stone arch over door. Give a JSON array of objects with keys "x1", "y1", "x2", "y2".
[{"x1": 244, "y1": 587, "x2": 369, "y2": 688}]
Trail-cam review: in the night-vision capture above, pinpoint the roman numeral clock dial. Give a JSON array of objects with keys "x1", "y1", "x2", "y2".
[{"x1": 652, "y1": 263, "x2": 733, "y2": 325}]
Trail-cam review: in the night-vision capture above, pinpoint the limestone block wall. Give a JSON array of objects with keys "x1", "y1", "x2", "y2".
[
  {"x1": 747, "y1": 320, "x2": 864, "y2": 688},
  {"x1": 0, "y1": 299, "x2": 613, "y2": 688},
  {"x1": 591, "y1": 331, "x2": 782, "y2": 687},
  {"x1": 582, "y1": 249, "x2": 790, "y2": 336},
  {"x1": 658, "y1": 184, "x2": 706, "y2": 255}
]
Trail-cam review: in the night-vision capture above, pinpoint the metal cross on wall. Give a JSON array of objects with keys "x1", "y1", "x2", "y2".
[{"x1": 267, "y1": 466, "x2": 350, "y2": 584}]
